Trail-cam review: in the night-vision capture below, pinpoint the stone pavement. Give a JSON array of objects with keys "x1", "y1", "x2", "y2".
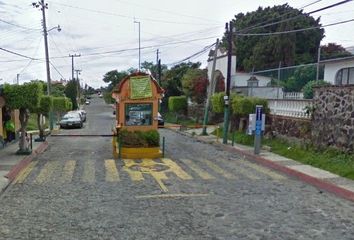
[
  {"x1": 0, "y1": 135, "x2": 43, "y2": 192},
  {"x1": 179, "y1": 126, "x2": 354, "y2": 201}
]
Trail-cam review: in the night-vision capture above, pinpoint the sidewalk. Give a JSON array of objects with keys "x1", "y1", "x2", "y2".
[
  {"x1": 170, "y1": 126, "x2": 354, "y2": 202},
  {"x1": 0, "y1": 136, "x2": 47, "y2": 192}
]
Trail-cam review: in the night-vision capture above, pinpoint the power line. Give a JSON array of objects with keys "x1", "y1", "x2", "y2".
[
  {"x1": 168, "y1": 43, "x2": 216, "y2": 66},
  {"x1": 238, "y1": 0, "x2": 353, "y2": 33},
  {"x1": 0, "y1": 18, "x2": 41, "y2": 31},
  {"x1": 50, "y1": 1, "x2": 217, "y2": 26},
  {"x1": 0, "y1": 47, "x2": 39, "y2": 60},
  {"x1": 49, "y1": 61, "x2": 66, "y2": 79},
  {"x1": 50, "y1": 35, "x2": 220, "y2": 59},
  {"x1": 237, "y1": 18, "x2": 354, "y2": 36}
]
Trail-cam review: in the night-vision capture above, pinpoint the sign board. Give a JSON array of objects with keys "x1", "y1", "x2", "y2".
[
  {"x1": 130, "y1": 76, "x2": 153, "y2": 99},
  {"x1": 247, "y1": 113, "x2": 265, "y2": 135},
  {"x1": 255, "y1": 106, "x2": 263, "y2": 136}
]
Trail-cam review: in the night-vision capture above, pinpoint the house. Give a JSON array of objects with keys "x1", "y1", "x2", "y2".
[
  {"x1": 207, "y1": 48, "x2": 281, "y2": 99},
  {"x1": 321, "y1": 56, "x2": 354, "y2": 85}
]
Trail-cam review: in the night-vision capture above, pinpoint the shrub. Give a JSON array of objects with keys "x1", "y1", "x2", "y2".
[
  {"x1": 231, "y1": 96, "x2": 269, "y2": 117},
  {"x1": 119, "y1": 130, "x2": 160, "y2": 147},
  {"x1": 168, "y1": 96, "x2": 187, "y2": 114},
  {"x1": 211, "y1": 92, "x2": 225, "y2": 113},
  {"x1": 302, "y1": 80, "x2": 331, "y2": 99},
  {"x1": 52, "y1": 97, "x2": 67, "y2": 113}
]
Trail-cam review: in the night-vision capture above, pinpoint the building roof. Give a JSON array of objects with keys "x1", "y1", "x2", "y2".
[
  {"x1": 113, "y1": 72, "x2": 164, "y2": 94},
  {"x1": 320, "y1": 56, "x2": 354, "y2": 64}
]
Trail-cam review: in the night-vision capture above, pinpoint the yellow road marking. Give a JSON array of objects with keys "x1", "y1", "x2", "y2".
[
  {"x1": 123, "y1": 159, "x2": 144, "y2": 181},
  {"x1": 34, "y1": 161, "x2": 60, "y2": 184},
  {"x1": 180, "y1": 159, "x2": 215, "y2": 180},
  {"x1": 203, "y1": 159, "x2": 236, "y2": 179},
  {"x1": 240, "y1": 159, "x2": 286, "y2": 180},
  {"x1": 135, "y1": 193, "x2": 209, "y2": 199},
  {"x1": 141, "y1": 159, "x2": 169, "y2": 192},
  {"x1": 105, "y1": 159, "x2": 120, "y2": 182},
  {"x1": 82, "y1": 160, "x2": 95, "y2": 183},
  {"x1": 61, "y1": 160, "x2": 76, "y2": 183},
  {"x1": 161, "y1": 158, "x2": 193, "y2": 180},
  {"x1": 14, "y1": 161, "x2": 37, "y2": 184}
]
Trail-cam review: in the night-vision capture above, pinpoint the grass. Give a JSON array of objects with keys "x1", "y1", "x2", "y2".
[
  {"x1": 163, "y1": 112, "x2": 199, "y2": 126},
  {"x1": 212, "y1": 129, "x2": 354, "y2": 181},
  {"x1": 26, "y1": 113, "x2": 48, "y2": 131}
]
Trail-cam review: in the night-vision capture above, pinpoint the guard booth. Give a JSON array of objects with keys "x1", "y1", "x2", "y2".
[
  {"x1": 111, "y1": 72, "x2": 164, "y2": 159},
  {"x1": 112, "y1": 72, "x2": 164, "y2": 131}
]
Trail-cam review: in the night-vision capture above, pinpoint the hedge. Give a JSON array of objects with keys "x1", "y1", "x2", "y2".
[
  {"x1": 52, "y1": 97, "x2": 68, "y2": 113},
  {"x1": 231, "y1": 96, "x2": 269, "y2": 116},
  {"x1": 168, "y1": 96, "x2": 187, "y2": 113},
  {"x1": 3, "y1": 82, "x2": 42, "y2": 111},
  {"x1": 302, "y1": 80, "x2": 331, "y2": 99},
  {"x1": 35, "y1": 95, "x2": 53, "y2": 116},
  {"x1": 211, "y1": 92, "x2": 225, "y2": 113},
  {"x1": 120, "y1": 130, "x2": 160, "y2": 147}
]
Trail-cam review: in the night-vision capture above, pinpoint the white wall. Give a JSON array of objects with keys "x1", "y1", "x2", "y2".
[
  {"x1": 207, "y1": 49, "x2": 236, "y2": 82},
  {"x1": 231, "y1": 73, "x2": 271, "y2": 87},
  {"x1": 324, "y1": 59, "x2": 354, "y2": 84}
]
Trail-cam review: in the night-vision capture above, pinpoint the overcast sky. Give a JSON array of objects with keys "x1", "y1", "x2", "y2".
[{"x1": 0, "y1": 0, "x2": 353, "y2": 88}]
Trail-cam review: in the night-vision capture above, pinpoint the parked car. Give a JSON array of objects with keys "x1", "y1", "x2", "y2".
[
  {"x1": 59, "y1": 113, "x2": 83, "y2": 129},
  {"x1": 85, "y1": 100, "x2": 90, "y2": 105},
  {"x1": 157, "y1": 112, "x2": 164, "y2": 126},
  {"x1": 69, "y1": 110, "x2": 87, "y2": 122}
]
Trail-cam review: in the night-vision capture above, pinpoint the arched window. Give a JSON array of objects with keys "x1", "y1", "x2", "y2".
[{"x1": 335, "y1": 67, "x2": 354, "y2": 85}]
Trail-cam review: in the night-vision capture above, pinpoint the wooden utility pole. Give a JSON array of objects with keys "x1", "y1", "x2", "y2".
[
  {"x1": 69, "y1": 54, "x2": 81, "y2": 80},
  {"x1": 222, "y1": 21, "x2": 233, "y2": 144}
]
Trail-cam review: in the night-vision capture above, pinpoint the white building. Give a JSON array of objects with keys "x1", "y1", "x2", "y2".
[{"x1": 322, "y1": 56, "x2": 354, "y2": 85}]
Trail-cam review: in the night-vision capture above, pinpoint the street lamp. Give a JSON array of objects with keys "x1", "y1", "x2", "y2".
[
  {"x1": 134, "y1": 20, "x2": 141, "y2": 71},
  {"x1": 48, "y1": 25, "x2": 61, "y2": 33}
]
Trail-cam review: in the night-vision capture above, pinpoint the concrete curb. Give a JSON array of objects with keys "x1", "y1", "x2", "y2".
[
  {"x1": 5, "y1": 141, "x2": 49, "y2": 182},
  {"x1": 166, "y1": 127, "x2": 354, "y2": 202}
]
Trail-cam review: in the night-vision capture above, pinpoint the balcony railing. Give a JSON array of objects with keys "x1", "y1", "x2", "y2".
[{"x1": 268, "y1": 99, "x2": 312, "y2": 119}]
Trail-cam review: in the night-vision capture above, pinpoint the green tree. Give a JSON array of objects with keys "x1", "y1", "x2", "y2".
[
  {"x1": 302, "y1": 80, "x2": 331, "y2": 99},
  {"x1": 181, "y1": 68, "x2": 208, "y2": 104},
  {"x1": 3, "y1": 82, "x2": 43, "y2": 154},
  {"x1": 141, "y1": 61, "x2": 168, "y2": 79},
  {"x1": 321, "y1": 43, "x2": 352, "y2": 60},
  {"x1": 64, "y1": 80, "x2": 78, "y2": 110},
  {"x1": 227, "y1": 4, "x2": 324, "y2": 71},
  {"x1": 284, "y1": 66, "x2": 316, "y2": 92},
  {"x1": 53, "y1": 97, "x2": 69, "y2": 121},
  {"x1": 51, "y1": 83, "x2": 66, "y2": 97},
  {"x1": 103, "y1": 70, "x2": 129, "y2": 91},
  {"x1": 34, "y1": 95, "x2": 53, "y2": 141}
]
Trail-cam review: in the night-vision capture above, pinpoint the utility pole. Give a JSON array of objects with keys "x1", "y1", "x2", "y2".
[
  {"x1": 16, "y1": 74, "x2": 19, "y2": 85},
  {"x1": 75, "y1": 69, "x2": 82, "y2": 103},
  {"x1": 69, "y1": 54, "x2": 81, "y2": 80},
  {"x1": 33, "y1": 0, "x2": 51, "y2": 95},
  {"x1": 222, "y1": 22, "x2": 233, "y2": 144},
  {"x1": 134, "y1": 20, "x2": 141, "y2": 71},
  {"x1": 316, "y1": 46, "x2": 321, "y2": 82},
  {"x1": 202, "y1": 39, "x2": 219, "y2": 136}
]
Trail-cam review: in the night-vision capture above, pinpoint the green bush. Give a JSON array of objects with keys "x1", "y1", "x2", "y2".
[
  {"x1": 231, "y1": 96, "x2": 269, "y2": 117},
  {"x1": 66, "y1": 98, "x2": 73, "y2": 111},
  {"x1": 36, "y1": 95, "x2": 53, "y2": 116},
  {"x1": 52, "y1": 97, "x2": 67, "y2": 113},
  {"x1": 168, "y1": 96, "x2": 187, "y2": 113},
  {"x1": 302, "y1": 80, "x2": 331, "y2": 99},
  {"x1": 211, "y1": 92, "x2": 225, "y2": 113},
  {"x1": 119, "y1": 130, "x2": 160, "y2": 147}
]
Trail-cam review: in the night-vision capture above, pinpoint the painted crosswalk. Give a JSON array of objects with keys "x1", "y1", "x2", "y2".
[{"x1": 13, "y1": 157, "x2": 287, "y2": 188}]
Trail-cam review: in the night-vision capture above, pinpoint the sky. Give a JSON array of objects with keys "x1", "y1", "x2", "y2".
[{"x1": 0, "y1": 0, "x2": 354, "y2": 88}]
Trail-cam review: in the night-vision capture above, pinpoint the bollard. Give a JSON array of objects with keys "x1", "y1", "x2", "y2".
[
  {"x1": 162, "y1": 137, "x2": 165, "y2": 158},
  {"x1": 118, "y1": 135, "x2": 122, "y2": 160},
  {"x1": 232, "y1": 131, "x2": 235, "y2": 146},
  {"x1": 30, "y1": 133, "x2": 33, "y2": 150},
  {"x1": 216, "y1": 127, "x2": 220, "y2": 143}
]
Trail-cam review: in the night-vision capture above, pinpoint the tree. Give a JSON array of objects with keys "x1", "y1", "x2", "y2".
[
  {"x1": 51, "y1": 83, "x2": 66, "y2": 97},
  {"x1": 283, "y1": 66, "x2": 316, "y2": 92},
  {"x1": 227, "y1": 4, "x2": 324, "y2": 71},
  {"x1": 103, "y1": 70, "x2": 129, "y2": 91},
  {"x1": 34, "y1": 95, "x2": 53, "y2": 141},
  {"x1": 141, "y1": 61, "x2": 168, "y2": 79},
  {"x1": 64, "y1": 80, "x2": 78, "y2": 110},
  {"x1": 302, "y1": 80, "x2": 331, "y2": 99},
  {"x1": 181, "y1": 68, "x2": 208, "y2": 104},
  {"x1": 321, "y1": 43, "x2": 352, "y2": 60},
  {"x1": 3, "y1": 82, "x2": 42, "y2": 154}
]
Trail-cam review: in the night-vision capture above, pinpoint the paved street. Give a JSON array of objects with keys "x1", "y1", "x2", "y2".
[{"x1": 0, "y1": 97, "x2": 354, "y2": 240}]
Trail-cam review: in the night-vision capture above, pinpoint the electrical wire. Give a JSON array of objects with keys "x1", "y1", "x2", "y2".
[
  {"x1": 0, "y1": 18, "x2": 41, "y2": 31},
  {"x1": 236, "y1": 18, "x2": 354, "y2": 36},
  {"x1": 168, "y1": 43, "x2": 216, "y2": 66},
  {"x1": 0, "y1": 47, "x2": 40, "y2": 60},
  {"x1": 49, "y1": 61, "x2": 66, "y2": 79}
]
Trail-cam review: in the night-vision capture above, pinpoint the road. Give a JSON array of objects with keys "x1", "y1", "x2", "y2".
[{"x1": 0, "y1": 96, "x2": 354, "y2": 240}]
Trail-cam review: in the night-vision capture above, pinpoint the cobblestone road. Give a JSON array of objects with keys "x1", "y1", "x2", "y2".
[{"x1": 0, "y1": 97, "x2": 354, "y2": 239}]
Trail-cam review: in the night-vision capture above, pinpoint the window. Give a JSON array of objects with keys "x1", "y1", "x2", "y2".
[
  {"x1": 125, "y1": 103, "x2": 152, "y2": 126},
  {"x1": 335, "y1": 67, "x2": 354, "y2": 85}
]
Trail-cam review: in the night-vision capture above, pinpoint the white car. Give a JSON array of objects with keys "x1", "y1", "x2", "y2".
[{"x1": 59, "y1": 113, "x2": 83, "y2": 129}]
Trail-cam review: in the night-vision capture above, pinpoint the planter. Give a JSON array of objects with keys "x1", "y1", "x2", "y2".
[{"x1": 119, "y1": 146, "x2": 162, "y2": 159}]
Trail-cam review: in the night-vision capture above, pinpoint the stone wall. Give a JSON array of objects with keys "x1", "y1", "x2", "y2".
[
  {"x1": 312, "y1": 85, "x2": 354, "y2": 152},
  {"x1": 268, "y1": 115, "x2": 311, "y2": 139}
]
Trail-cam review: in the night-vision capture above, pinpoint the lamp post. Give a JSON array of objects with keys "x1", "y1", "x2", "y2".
[{"x1": 134, "y1": 20, "x2": 141, "y2": 71}]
